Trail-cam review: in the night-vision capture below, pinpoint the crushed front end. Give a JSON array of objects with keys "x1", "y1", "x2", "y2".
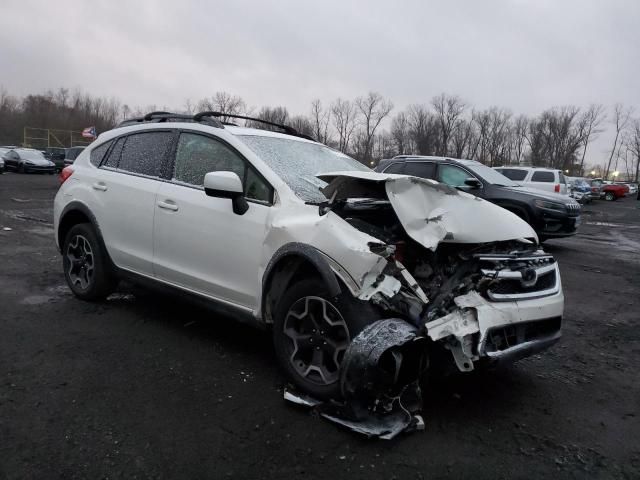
[{"x1": 285, "y1": 172, "x2": 563, "y2": 438}]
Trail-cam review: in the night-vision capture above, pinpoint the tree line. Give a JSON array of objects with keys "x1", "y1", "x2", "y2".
[{"x1": 1, "y1": 86, "x2": 638, "y2": 181}]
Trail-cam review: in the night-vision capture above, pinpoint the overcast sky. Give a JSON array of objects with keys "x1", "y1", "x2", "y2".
[{"x1": 1, "y1": 0, "x2": 638, "y2": 166}]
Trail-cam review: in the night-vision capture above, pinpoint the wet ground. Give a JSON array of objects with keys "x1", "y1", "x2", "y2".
[{"x1": 1, "y1": 173, "x2": 639, "y2": 479}]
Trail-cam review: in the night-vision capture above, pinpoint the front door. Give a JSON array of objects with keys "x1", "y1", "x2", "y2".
[{"x1": 153, "y1": 131, "x2": 274, "y2": 310}]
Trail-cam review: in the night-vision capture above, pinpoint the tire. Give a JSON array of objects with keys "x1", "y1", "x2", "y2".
[
  {"x1": 604, "y1": 191, "x2": 615, "y2": 201},
  {"x1": 273, "y1": 277, "x2": 379, "y2": 400},
  {"x1": 18, "y1": 164, "x2": 25, "y2": 174},
  {"x1": 62, "y1": 223, "x2": 117, "y2": 301}
]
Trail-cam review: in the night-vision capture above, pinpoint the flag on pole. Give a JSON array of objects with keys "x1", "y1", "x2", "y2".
[{"x1": 82, "y1": 126, "x2": 97, "y2": 139}]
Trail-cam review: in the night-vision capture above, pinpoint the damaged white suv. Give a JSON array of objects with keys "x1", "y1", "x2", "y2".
[{"x1": 54, "y1": 112, "x2": 563, "y2": 404}]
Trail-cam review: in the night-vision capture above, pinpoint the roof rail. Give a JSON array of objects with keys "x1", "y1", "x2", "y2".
[
  {"x1": 116, "y1": 110, "x2": 315, "y2": 141},
  {"x1": 117, "y1": 111, "x2": 224, "y2": 129},
  {"x1": 193, "y1": 111, "x2": 315, "y2": 141}
]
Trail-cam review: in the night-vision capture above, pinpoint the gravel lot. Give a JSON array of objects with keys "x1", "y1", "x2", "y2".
[{"x1": 1, "y1": 173, "x2": 639, "y2": 479}]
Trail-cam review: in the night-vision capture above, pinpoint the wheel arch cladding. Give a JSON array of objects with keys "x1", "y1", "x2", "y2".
[
  {"x1": 58, "y1": 202, "x2": 111, "y2": 263},
  {"x1": 261, "y1": 243, "x2": 342, "y2": 324}
]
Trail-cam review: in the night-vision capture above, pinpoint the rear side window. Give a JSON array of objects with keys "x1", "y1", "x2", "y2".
[
  {"x1": 103, "y1": 137, "x2": 125, "y2": 168},
  {"x1": 558, "y1": 172, "x2": 566, "y2": 184},
  {"x1": 531, "y1": 171, "x2": 555, "y2": 182},
  {"x1": 89, "y1": 142, "x2": 111, "y2": 166},
  {"x1": 499, "y1": 169, "x2": 528, "y2": 181},
  {"x1": 384, "y1": 162, "x2": 405, "y2": 174},
  {"x1": 118, "y1": 132, "x2": 173, "y2": 177},
  {"x1": 404, "y1": 162, "x2": 435, "y2": 179}
]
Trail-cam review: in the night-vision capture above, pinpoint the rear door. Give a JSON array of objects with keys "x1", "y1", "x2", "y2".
[
  {"x1": 153, "y1": 131, "x2": 273, "y2": 310},
  {"x1": 403, "y1": 161, "x2": 436, "y2": 179},
  {"x1": 94, "y1": 130, "x2": 174, "y2": 276}
]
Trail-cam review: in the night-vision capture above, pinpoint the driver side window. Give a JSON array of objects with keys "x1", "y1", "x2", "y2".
[
  {"x1": 437, "y1": 164, "x2": 474, "y2": 187},
  {"x1": 173, "y1": 132, "x2": 273, "y2": 203}
]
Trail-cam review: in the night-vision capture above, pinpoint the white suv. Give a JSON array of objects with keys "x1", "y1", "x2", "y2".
[
  {"x1": 54, "y1": 112, "x2": 564, "y2": 401},
  {"x1": 494, "y1": 166, "x2": 568, "y2": 195}
]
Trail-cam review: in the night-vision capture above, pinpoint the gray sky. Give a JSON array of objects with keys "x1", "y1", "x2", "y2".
[{"x1": 1, "y1": 0, "x2": 638, "y2": 167}]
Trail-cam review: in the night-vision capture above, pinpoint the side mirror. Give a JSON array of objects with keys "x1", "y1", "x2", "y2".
[
  {"x1": 464, "y1": 178, "x2": 482, "y2": 189},
  {"x1": 203, "y1": 171, "x2": 249, "y2": 215}
]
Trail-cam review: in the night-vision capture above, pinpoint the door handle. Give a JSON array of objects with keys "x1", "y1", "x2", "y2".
[
  {"x1": 92, "y1": 182, "x2": 107, "y2": 191},
  {"x1": 157, "y1": 200, "x2": 179, "y2": 211}
]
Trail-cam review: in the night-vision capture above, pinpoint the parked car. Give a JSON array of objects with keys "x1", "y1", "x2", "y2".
[
  {"x1": 44, "y1": 147, "x2": 67, "y2": 171},
  {"x1": 0, "y1": 147, "x2": 10, "y2": 174},
  {"x1": 590, "y1": 178, "x2": 627, "y2": 201},
  {"x1": 1, "y1": 148, "x2": 56, "y2": 173},
  {"x1": 494, "y1": 166, "x2": 568, "y2": 195},
  {"x1": 614, "y1": 182, "x2": 636, "y2": 196},
  {"x1": 377, "y1": 156, "x2": 581, "y2": 241},
  {"x1": 54, "y1": 112, "x2": 564, "y2": 403},
  {"x1": 566, "y1": 176, "x2": 592, "y2": 204},
  {"x1": 64, "y1": 146, "x2": 86, "y2": 166}
]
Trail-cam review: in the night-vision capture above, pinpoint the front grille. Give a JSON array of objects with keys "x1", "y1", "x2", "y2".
[
  {"x1": 488, "y1": 269, "x2": 556, "y2": 295},
  {"x1": 484, "y1": 317, "x2": 562, "y2": 353},
  {"x1": 478, "y1": 253, "x2": 560, "y2": 301},
  {"x1": 565, "y1": 203, "x2": 581, "y2": 216}
]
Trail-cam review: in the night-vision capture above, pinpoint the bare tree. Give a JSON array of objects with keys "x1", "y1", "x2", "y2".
[
  {"x1": 432, "y1": 93, "x2": 466, "y2": 156},
  {"x1": 197, "y1": 92, "x2": 246, "y2": 123},
  {"x1": 310, "y1": 99, "x2": 331, "y2": 144},
  {"x1": 576, "y1": 104, "x2": 605, "y2": 175},
  {"x1": 355, "y1": 92, "x2": 393, "y2": 162},
  {"x1": 331, "y1": 98, "x2": 358, "y2": 153},
  {"x1": 390, "y1": 112, "x2": 411, "y2": 155},
  {"x1": 627, "y1": 119, "x2": 640, "y2": 182},
  {"x1": 604, "y1": 104, "x2": 633, "y2": 179},
  {"x1": 407, "y1": 104, "x2": 439, "y2": 155},
  {"x1": 249, "y1": 106, "x2": 289, "y2": 130},
  {"x1": 289, "y1": 115, "x2": 314, "y2": 137},
  {"x1": 509, "y1": 115, "x2": 529, "y2": 165}
]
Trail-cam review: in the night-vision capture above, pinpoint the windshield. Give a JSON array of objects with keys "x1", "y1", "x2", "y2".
[
  {"x1": 466, "y1": 162, "x2": 519, "y2": 187},
  {"x1": 238, "y1": 135, "x2": 370, "y2": 202},
  {"x1": 19, "y1": 150, "x2": 46, "y2": 161}
]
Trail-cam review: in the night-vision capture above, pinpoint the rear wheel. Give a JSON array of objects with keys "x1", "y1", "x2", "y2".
[
  {"x1": 62, "y1": 223, "x2": 117, "y2": 300},
  {"x1": 273, "y1": 278, "x2": 378, "y2": 400},
  {"x1": 18, "y1": 164, "x2": 25, "y2": 174},
  {"x1": 604, "y1": 191, "x2": 615, "y2": 201}
]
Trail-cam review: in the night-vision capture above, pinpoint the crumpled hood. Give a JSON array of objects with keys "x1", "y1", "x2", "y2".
[{"x1": 318, "y1": 171, "x2": 538, "y2": 250}]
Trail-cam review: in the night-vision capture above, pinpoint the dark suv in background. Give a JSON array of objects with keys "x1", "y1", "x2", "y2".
[{"x1": 376, "y1": 155, "x2": 581, "y2": 241}]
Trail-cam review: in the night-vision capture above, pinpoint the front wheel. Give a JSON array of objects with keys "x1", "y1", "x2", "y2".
[
  {"x1": 18, "y1": 164, "x2": 25, "y2": 174},
  {"x1": 604, "y1": 191, "x2": 615, "y2": 201},
  {"x1": 62, "y1": 223, "x2": 117, "y2": 300},
  {"x1": 273, "y1": 278, "x2": 378, "y2": 400}
]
